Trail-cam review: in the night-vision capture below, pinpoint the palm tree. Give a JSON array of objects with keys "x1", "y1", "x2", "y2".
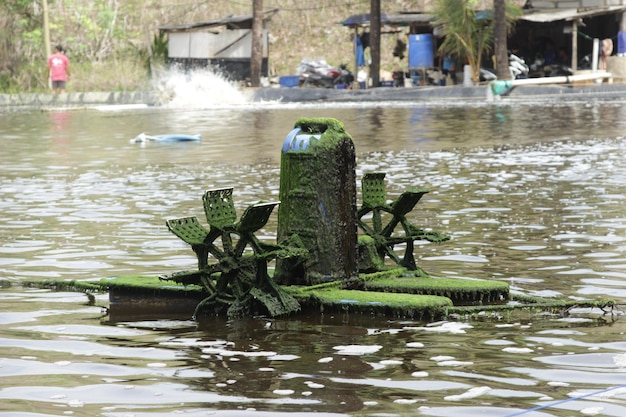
[
  {"x1": 433, "y1": 0, "x2": 521, "y2": 84},
  {"x1": 493, "y1": 0, "x2": 509, "y2": 80}
]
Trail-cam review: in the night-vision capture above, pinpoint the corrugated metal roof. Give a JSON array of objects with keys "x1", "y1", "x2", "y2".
[
  {"x1": 385, "y1": 13, "x2": 435, "y2": 25},
  {"x1": 340, "y1": 13, "x2": 434, "y2": 27},
  {"x1": 519, "y1": 6, "x2": 626, "y2": 23},
  {"x1": 159, "y1": 8, "x2": 278, "y2": 32},
  {"x1": 341, "y1": 13, "x2": 385, "y2": 26},
  {"x1": 341, "y1": 5, "x2": 626, "y2": 27}
]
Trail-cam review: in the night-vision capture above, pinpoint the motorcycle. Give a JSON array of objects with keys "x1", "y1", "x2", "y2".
[
  {"x1": 297, "y1": 58, "x2": 354, "y2": 88},
  {"x1": 542, "y1": 63, "x2": 574, "y2": 77},
  {"x1": 480, "y1": 52, "x2": 529, "y2": 82},
  {"x1": 529, "y1": 52, "x2": 574, "y2": 77}
]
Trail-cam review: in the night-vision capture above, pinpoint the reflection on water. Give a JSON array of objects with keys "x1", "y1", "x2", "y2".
[{"x1": 1, "y1": 98, "x2": 626, "y2": 416}]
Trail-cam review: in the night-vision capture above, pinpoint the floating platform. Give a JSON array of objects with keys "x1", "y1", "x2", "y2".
[
  {"x1": 98, "y1": 269, "x2": 510, "y2": 321},
  {"x1": 14, "y1": 271, "x2": 617, "y2": 322}
]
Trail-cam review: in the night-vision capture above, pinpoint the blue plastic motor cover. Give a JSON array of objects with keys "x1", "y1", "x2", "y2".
[{"x1": 282, "y1": 127, "x2": 322, "y2": 152}]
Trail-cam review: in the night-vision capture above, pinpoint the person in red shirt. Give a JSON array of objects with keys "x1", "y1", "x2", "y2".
[{"x1": 47, "y1": 45, "x2": 71, "y2": 93}]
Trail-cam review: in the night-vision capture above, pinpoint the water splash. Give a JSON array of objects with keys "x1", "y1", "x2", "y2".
[{"x1": 152, "y1": 67, "x2": 252, "y2": 108}]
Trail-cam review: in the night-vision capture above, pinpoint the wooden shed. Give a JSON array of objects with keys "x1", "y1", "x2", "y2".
[{"x1": 158, "y1": 9, "x2": 278, "y2": 81}]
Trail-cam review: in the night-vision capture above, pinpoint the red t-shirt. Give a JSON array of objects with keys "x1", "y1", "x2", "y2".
[{"x1": 48, "y1": 53, "x2": 70, "y2": 81}]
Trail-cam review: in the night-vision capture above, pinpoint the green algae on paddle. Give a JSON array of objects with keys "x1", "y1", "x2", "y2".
[
  {"x1": 299, "y1": 288, "x2": 453, "y2": 319},
  {"x1": 16, "y1": 275, "x2": 617, "y2": 321},
  {"x1": 308, "y1": 289, "x2": 452, "y2": 306},
  {"x1": 22, "y1": 278, "x2": 102, "y2": 292},
  {"x1": 447, "y1": 295, "x2": 617, "y2": 319},
  {"x1": 364, "y1": 275, "x2": 509, "y2": 305}
]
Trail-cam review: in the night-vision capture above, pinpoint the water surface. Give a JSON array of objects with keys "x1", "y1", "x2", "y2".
[{"x1": 1, "y1": 92, "x2": 626, "y2": 416}]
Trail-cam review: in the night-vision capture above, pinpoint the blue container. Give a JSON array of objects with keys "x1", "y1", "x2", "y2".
[
  {"x1": 408, "y1": 34, "x2": 434, "y2": 68},
  {"x1": 619, "y1": 31, "x2": 626, "y2": 55},
  {"x1": 279, "y1": 75, "x2": 300, "y2": 88},
  {"x1": 282, "y1": 127, "x2": 321, "y2": 152}
]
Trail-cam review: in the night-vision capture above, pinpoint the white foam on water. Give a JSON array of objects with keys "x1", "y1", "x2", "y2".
[
  {"x1": 502, "y1": 347, "x2": 534, "y2": 354},
  {"x1": 613, "y1": 353, "x2": 626, "y2": 367},
  {"x1": 444, "y1": 386, "x2": 491, "y2": 401},
  {"x1": 581, "y1": 407, "x2": 605, "y2": 415},
  {"x1": 273, "y1": 389, "x2": 295, "y2": 395},
  {"x1": 333, "y1": 344, "x2": 382, "y2": 355},
  {"x1": 152, "y1": 68, "x2": 252, "y2": 108},
  {"x1": 437, "y1": 360, "x2": 474, "y2": 367},
  {"x1": 406, "y1": 321, "x2": 474, "y2": 334}
]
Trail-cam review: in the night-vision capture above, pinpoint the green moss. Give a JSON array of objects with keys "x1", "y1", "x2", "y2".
[
  {"x1": 286, "y1": 281, "x2": 342, "y2": 293},
  {"x1": 22, "y1": 279, "x2": 103, "y2": 292},
  {"x1": 509, "y1": 292, "x2": 565, "y2": 305},
  {"x1": 299, "y1": 288, "x2": 453, "y2": 319},
  {"x1": 100, "y1": 275, "x2": 204, "y2": 293},
  {"x1": 363, "y1": 274, "x2": 509, "y2": 306},
  {"x1": 361, "y1": 267, "x2": 428, "y2": 280},
  {"x1": 367, "y1": 276, "x2": 508, "y2": 292},
  {"x1": 357, "y1": 235, "x2": 386, "y2": 272},
  {"x1": 276, "y1": 117, "x2": 357, "y2": 285},
  {"x1": 19, "y1": 274, "x2": 615, "y2": 321},
  {"x1": 309, "y1": 289, "x2": 452, "y2": 306},
  {"x1": 295, "y1": 117, "x2": 346, "y2": 135},
  {"x1": 447, "y1": 297, "x2": 617, "y2": 318}
]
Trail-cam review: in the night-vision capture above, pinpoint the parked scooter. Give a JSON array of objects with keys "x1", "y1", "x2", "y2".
[
  {"x1": 297, "y1": 58, "x2": 354, "y2": 88},
  {"x1": 529, "y1": 53, "x2": 574, "y2": 77},
  {"x1": 480, "y1": 52, "x2": 529, "y2": 81},
  {"x1": 542, "y1": 63, "x2": 574, "y2": 77}
]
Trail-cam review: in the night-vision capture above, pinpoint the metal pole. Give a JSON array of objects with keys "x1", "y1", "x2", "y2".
[
  {"x1": 354, "y1": 27, "x2": 358, "y2": 88},
  {"x1": 250, "y1": 0, "x2": 263, "y2": 87},
  {"x1": 571, "y1": 22, "x2": 578, "y2": 71},
  {"x1": 370, "y1": 0, "x2": 380, "y2": 87}
]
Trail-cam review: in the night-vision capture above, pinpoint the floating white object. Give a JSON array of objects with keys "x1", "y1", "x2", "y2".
[
  {"x1": 130, "y1": 133, "x2": 201, "y2": 143},
  {"x1": 489, "y1": 71, "x2": 612, "y2": 96}
]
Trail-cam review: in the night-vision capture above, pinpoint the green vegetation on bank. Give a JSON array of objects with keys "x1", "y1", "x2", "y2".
[
  {"x1": 433, "y1": 0, "x2": 521, "y2": 83},
  {"x1": 1, "y1": 1, "x2": 521, "y2": 93},
  {"x1": 0, "y1": 0, "x2": 392, "y2": 93}
]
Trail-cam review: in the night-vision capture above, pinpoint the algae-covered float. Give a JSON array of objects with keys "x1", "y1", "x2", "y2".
[{"x1": 58, "y1": 117, "x2": 616, "y2": 320}]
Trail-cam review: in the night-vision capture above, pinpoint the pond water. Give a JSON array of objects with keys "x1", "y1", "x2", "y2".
[{"x1": 2, "y1": 84, "x2": 626, "y2": 416}]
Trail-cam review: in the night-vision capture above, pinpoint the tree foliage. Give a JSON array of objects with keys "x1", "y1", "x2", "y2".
[
  {"x1": 0, "y1": 0, "x2": 45, "y2": 90},
  {"x1": 0, "y1": 0, "x2": 442, "y2": 93},
  {"x1": 0, "y1": 0, "x2": 144, "y2": 92},
  {"x1": 433, "y1": 0, "x2": 521, "y2": 84}
]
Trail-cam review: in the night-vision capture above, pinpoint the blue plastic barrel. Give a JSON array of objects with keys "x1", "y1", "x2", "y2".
[
  {"x1": 618, "y1": 31, "x2": 625, "y2": 55},
  {"x1": 408, "y1": 34, "x2": 434, "y2": 68},
  {"x1": 282, "y1": 127, "x2": 321, "y2": 152}
]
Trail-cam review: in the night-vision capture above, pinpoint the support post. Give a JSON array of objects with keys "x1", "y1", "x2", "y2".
[
  {"x1": 250, "y1": 0, "x2": 263, "y2": 87},
  {"x1": 592, "y1": 38, "x2": 599, "y2": 71},
  {"x1": 43, "y1": 0, "x2": 51, "y2": 89},
  {"x1": 571, "y1": 21, "x2": 578, "y2": 71},
  {"x1": 369, "y1": 0, "x2": 381, "y2": 87},
  {"x1": 493, "y1": 0, "x2": 509, "y2": 80}
]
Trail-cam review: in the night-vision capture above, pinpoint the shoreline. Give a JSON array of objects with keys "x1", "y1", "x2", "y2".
[{"x1": 2, "y1": 82, "x2": 626, "y2": 109}]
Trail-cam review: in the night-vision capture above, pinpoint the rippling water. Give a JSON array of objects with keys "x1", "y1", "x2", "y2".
[{"x1": 1, "y1": 93, "x2": 626, "y2": 416}]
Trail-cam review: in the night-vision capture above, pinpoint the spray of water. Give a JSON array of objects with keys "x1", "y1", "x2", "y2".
[{"x1": 152, "y1": 67, "x2": 253, "y2": 108}]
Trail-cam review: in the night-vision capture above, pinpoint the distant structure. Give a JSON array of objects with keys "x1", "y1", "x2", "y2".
[
  {"x1": 158, "y1": 9, "x2": 278, "y2": 81},
  {"x1": 341, "y1": 2, "x2": 626, "y2": 80}
]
